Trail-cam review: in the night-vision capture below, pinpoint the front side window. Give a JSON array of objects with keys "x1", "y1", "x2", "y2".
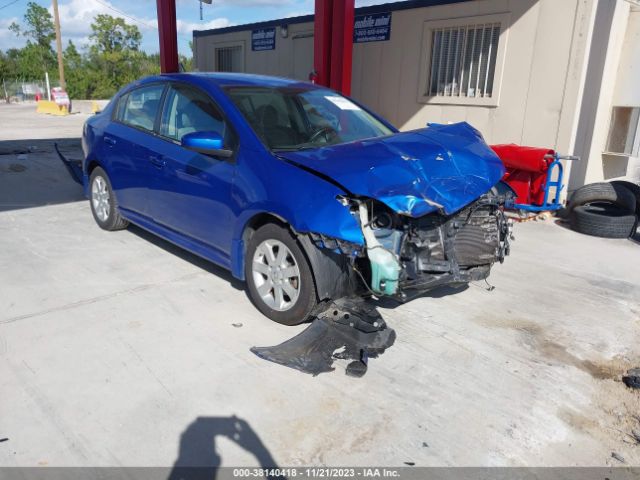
[
  {"x1": 120, "y1": 84, "x2": 165, "y2": 132},
  {"x1": 225, "y1": 86, "x2": 393, "y2": 151},
  {"x1": 159, "y1": 85, "x2": 235, "y2": 149}
]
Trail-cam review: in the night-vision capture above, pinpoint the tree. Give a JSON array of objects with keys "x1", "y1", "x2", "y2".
[
  {"x1": 63, "y1": 40, "x2": 88, "y2": 98},
  {"x1": 16, "y1": 43, "x2": 56, "y2": 79},
  {"x1": 87, "y1": 14, "x2": 144, "y2": 96},
  {"x1": 24, "y1": 2, "x2": 55, "y2": 48},
  {"x1": 89, "y1": 14, "x2": 141, "y2": 55},
  {"x1": 1, "y1": 9, "x2": 192, "y2": 99},
  {"x1": 13, "y1": 2, "x2": 55, "y2": 48},
  {"x1": 7, "y1": 2, "x2": 56, "y2": 80}
]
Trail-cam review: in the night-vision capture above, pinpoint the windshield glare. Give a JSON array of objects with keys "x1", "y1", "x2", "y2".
[{"x1": 225, "y1": 86, "x2": 393, "y2": 151}]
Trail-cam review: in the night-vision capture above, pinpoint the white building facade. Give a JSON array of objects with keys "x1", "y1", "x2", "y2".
[{"x1": 194, "y1": 0, "x2": 640, "y2": 192}]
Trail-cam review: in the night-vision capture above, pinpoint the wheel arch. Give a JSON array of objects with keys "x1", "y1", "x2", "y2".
[
  {"x1": 231, "y1": 211, "x2": 357, "y2": 303},
  {"x1": 231, "y1": 211, "x2": 301, "y2": 281},
  {"x1": 86, "y1": 159, "x2": 102, "y2": 175}
]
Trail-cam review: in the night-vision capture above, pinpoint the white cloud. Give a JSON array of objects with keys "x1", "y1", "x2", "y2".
[
  {"x1": 177, "y1": 17, "x2": 231, "y2": 35},
  {"x1": 52, "y1": 0, "x2": 158, "y2": 39},
  {"x1": 0, "y1": 17, "x2": 20, "y2": 46},
  {"x1": 283, "y1": 10, "x2": 313, "y2": 18},
  {"x1": 211, "y1": 0, "x2": 294, "y2": 5},
  {"x1": 279, "y1": 0, "x2": 409, "y2": 19},
  {"x1": 47, "y1": 0, "x2": 230, "y2": 51}
]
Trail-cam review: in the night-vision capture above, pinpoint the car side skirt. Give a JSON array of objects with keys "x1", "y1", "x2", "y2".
[{"x1": 120, "y1": 208, "x2": 232, "y2": 271}]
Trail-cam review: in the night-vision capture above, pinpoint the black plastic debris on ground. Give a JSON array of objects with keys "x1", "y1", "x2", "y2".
[
  {"x1": 622, "y1": 368, "x2": 640, "y2": 389},
  {"x1": 251, "y1": 297, "x2": 396, "y2": 377}
]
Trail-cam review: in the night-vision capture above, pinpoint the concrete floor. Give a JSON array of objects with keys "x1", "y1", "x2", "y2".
[{"x1": 1, "y1": 103, "x2": 639, "y2": 467}]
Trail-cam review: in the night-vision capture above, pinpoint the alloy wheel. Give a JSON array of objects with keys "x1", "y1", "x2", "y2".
[
  {"x1": 252, "y1": 239, "x2": 301, "y2": 311},
  {"x1": 91, "y1": 176, "x2": 110, "y2": 222}
]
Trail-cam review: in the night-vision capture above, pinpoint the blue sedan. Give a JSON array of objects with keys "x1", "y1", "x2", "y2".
[{"x1": 70, "y1": 73, "x2": 512, "y2": 325}]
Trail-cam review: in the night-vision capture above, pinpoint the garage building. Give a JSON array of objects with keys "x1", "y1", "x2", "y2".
[{"x1": 193, "y1": 0, "x2": 640, "y2": 192}]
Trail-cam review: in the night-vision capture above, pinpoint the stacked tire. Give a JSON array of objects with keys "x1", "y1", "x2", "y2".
[{"x1": 567, "y1": 181, "x2": 639, "y2": 239}]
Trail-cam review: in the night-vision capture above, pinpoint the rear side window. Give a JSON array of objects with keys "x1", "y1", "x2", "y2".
[
  {"x1": 119, "y1": 84, "x2": 165, "y2": 132},
  {"x1": 159, "y1": 85, "x2": 236, "y2": 149}
]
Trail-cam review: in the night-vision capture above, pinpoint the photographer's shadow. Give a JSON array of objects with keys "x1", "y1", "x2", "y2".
[{"x1": 168, "y1": 416, "x2": 281, "y2": 480}]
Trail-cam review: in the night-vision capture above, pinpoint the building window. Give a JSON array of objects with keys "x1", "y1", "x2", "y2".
[
  {"x1": 605, "y1": 107, "x2": 640, "y2": 156},
  {"x1": 428, "y1": 24, "x2": 500, "y2": 98},
  {"x1": 418, "y1": 14, "x2": 509, "y2": 106},
  {"x1": 215, "y1": 45, "x2": 243, "y2": 72}
]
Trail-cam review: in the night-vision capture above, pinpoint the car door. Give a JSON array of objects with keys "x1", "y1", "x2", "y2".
[
  {"x1": 101, "y1": 83, "x2": 166, "y2": 217},
  {"x1": 145, "y1": 83, "x2": 238, "y2": 255}
]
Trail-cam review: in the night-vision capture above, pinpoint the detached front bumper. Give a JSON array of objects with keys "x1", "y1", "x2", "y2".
[{"x1": 54, "y1": 143, "x2": 84, "y2": 185}]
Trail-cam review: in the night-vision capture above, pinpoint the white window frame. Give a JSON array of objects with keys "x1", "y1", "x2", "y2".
[
  {"x1": 213, "y1": 41, "x2": 245, "y2": 73},
  {"x1": 417, "y1": 13, "x2": 510, "y2": 107},
  {"x1": 604, "y1": 106, "x2": 640, "y2": 157}
]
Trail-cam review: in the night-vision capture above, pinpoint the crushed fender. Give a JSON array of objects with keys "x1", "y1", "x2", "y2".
[{"x1": 251, "y1": 298, "x2": 395, "y2": 377}]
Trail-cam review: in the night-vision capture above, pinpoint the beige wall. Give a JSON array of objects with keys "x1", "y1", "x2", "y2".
[
  {"x1": 604, "y1": 6, "x2": 640, "y2": 182},
  {"x1": 350, "y1": 0, "x2": 592, "y2": 150},
  {"x1": 195, "y1": 21, "x2": 315, "y2": 81},
  {"x1": 195, "y1": 0, "x2": 618, "y2": 192},
  {"x1": 570, "y1": 0, "x2": 633, "y2": 189},
  {"x1": 196, "y1": 0, "x2": 592, "y2": 151}
]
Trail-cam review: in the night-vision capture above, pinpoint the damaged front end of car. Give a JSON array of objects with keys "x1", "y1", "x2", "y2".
[
  {"x1": 255, "y1": 189, "x2": 514, "y2": 377},
  {"x1": 339, "y1": 188, "x2": 513, "y2": 301},
  {"x1": 253, "y1": 122, "x2": 514, "y2": 375},
  {"x1": 296, "y1": 122, "x2": 516, "y2": 301}
]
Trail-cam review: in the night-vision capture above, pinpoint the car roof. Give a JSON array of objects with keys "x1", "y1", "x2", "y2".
[{"x1": 138, "y1": 72, "x2": 322, "y2": 90}]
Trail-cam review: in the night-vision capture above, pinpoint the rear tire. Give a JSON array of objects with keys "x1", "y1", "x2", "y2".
[
  {"x1": 245, "y1": 224, "x2": 317, "y2": 325},
  {"x1": 89, "y1": 167, "x2": 129, "y2": 231},
  {"x1": 570, "y1": 203, "x2": 637, "y2": 239}
]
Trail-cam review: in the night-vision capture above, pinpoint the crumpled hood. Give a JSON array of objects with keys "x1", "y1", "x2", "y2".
[{"x1": 277, "y1": 122, "x2": 505, "y2": 217}]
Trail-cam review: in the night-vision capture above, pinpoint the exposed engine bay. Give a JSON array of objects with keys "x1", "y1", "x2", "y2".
[{"x1": 310, "y1": 186, "x2": 514, "y2": 301}]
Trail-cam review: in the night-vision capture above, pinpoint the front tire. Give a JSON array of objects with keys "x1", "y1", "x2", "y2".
[
  {"x1": 245, "y1": 224, "x2": 317, "y2": 325},
  {"x1": 89, "y1": 167, "x2": 129, "y2": 231}
]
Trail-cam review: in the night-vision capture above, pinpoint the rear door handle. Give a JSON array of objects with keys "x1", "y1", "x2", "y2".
[
  {"x1": 104, "y1": 136, "x2": 116, "y2": 146},
  {"x1": 149, "y1": 155, "x2": 166, "y2": 169}
]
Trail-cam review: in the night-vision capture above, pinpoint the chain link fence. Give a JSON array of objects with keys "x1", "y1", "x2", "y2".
[{"x1": 1, "y1": 79, "x2": 49, "y2": 102}]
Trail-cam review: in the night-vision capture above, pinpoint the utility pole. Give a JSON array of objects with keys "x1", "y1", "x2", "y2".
[{"x1": 51, "y1": 0, "x2": 65, "y2": 89}]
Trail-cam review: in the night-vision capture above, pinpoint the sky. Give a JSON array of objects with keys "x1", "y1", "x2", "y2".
[{"x1": 0, "y1": 0, "x2": 402, "y2": 56}]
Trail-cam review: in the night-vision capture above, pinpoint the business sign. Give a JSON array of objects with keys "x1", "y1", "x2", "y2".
[
  {"x1": 252, "y1": 27, "x2": 276, "y2": 51},
  {"x1": 353, "y1": 12, "x2": 392, "y2": 43}
]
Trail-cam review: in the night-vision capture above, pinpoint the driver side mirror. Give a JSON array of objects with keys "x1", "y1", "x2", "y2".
[{"x1": 181, "y1": 131, "x2": 233, "y2": 158}]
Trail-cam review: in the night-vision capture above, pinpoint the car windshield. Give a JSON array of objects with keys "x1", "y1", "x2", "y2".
[{"x1": 225, "y1": 86, "x2": 394, "y2": 151}]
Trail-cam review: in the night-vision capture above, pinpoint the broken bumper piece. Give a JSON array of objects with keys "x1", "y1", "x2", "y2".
[
  {"x1": 54, "y1": 142, "x2": 84, "y2": 185},
  {"x1": 251, "y1": 298, "x2": 395, "y2": 377}
]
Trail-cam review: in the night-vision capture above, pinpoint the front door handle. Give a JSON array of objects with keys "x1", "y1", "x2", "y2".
[
  {"x1": 149, "y1": 155, "x2": 166, "y2": 169},
  {"x1": 104, "y1": 136, "x2": 116, "y2": 146}
]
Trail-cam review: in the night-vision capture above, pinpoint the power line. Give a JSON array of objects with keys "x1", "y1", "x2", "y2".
[
  {"x1": 90, "y1": 0, "x2": 158, "y2": 31},
  {"x1": 0, "y1": 0, "x2": 22, "y2": 11},
  {"x1": 88, "y1": 0, "x2": 192, "y2": 43}
]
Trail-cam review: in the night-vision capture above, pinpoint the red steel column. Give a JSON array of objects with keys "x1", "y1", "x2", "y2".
[
  {"x1": 313, "y1": 0, "x2": 333, "y2": 87},
  {"x1": 329, "y1": 0, "x2": 354, "y2": 95},
  {"x1": 156, "y1": 0, "x2": 179, "y2": 73}
]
